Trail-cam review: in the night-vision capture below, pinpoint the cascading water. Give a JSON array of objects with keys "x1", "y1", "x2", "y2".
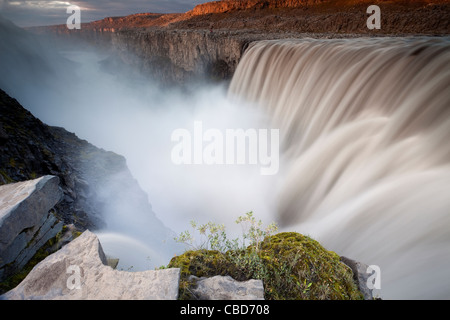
[{"x1": 228, "y1": 37, "x2": 450, "y2": 299}]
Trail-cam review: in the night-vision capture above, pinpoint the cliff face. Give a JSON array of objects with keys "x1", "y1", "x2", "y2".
[
  {"x1": 0, "y1": 89, "x2": 171, "y2": 241},
  {"x1": 0, "y1": 89, "x2": 118, "y2": 229},
  {"x1": 110, "y1": 29, "x2": 247, "y2": 84}
]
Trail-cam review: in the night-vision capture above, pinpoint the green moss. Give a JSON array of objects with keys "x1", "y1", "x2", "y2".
[
  {"x1": 72, "y1": 230, "x2": 83, "y2": 238},
  {"x1": 169, "y1": 250, "x2": 221, "y2": 299},
  {"x1": 168, "y1": 232, "x2": 363, "y2": 300}
]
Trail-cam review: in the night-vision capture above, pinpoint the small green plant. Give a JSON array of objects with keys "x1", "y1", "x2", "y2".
[
  {"x1": 174, "y1": 211, "x2": 278, "y2": 253},
  {"x1": 302, "y1": 279, "x2": 313, "y2": 294},
  {"x1": 174, "y1": 220, "x2": 229, "y2": 252},
  {"x1": 236, "y1": 211, "x2": 278, "y2": 252}
]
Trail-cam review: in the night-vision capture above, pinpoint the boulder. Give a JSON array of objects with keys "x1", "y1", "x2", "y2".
[
  {"x1": 340, "y1": 256, "x2": 378, "y2": 300},
  {"x1": 189, "y1": 275, "x2": 265, "y2": 300},
  {"x1": 2, "y1": 230, "x2": 181, "y2": 300},
  {"x1": 0, "y1": 175, "x2": 63, "y2": 281}
]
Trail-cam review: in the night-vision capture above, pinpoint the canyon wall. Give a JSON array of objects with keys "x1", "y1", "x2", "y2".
[
  {"x1": 28, "y1": 0, "x2": 449, "y2": 84},
  {"x1": 108, "y1": 29, "x2": 303, "y2": 84},
  {"x1": 110, "y1": 29, "x2": 245, "y2": 84}
]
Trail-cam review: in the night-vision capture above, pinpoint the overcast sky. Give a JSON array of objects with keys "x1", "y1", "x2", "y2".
[{"x1": 0, "y1": 0, "x2": 208, "y2": 27}]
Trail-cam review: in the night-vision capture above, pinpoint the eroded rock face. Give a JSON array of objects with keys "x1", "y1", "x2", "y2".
[
  {"x1": 110, "y1": 29, "x2": 246, "y2": 84},
  {"x1": 2, "y1": 230, "x2": 181, "y2": 300},
  {"x1": 0, "y1": 175, "x2": 63, "y2": 281}
]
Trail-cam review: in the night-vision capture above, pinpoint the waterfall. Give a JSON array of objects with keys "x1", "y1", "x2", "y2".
[{"x1": 228, "y1": 37, "x2": 450, "y2": 299}]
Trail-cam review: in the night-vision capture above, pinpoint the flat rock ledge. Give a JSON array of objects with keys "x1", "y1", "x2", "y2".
[
  {"x1": 1, "y1": 230, "x2": 180, "y2": 300},
  {"x1": 189, "y1": 275, "x2": 265, "y2": 300}
]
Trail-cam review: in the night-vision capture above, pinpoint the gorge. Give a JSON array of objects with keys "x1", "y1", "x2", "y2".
[{"x1": 1, "y1": 0, "x2": 450, "y2": 300}]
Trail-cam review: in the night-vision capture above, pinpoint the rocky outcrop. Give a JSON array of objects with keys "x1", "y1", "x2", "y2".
[
  {"x1": 0, "y1": 87, "x2": 182, "y2": 280},
  {"x1": 2, "y1": 230, "x2": 181, "y2": 300},
  {"x1": 0, "y1": 88, "x2": 171, "y2": 236},
  {"x1": 0, "y1": 88, "x2": 103, "y2": 229},
  {"x1": 0, "y1": 176, "x2": 63, "y2": 282},
  {"x1": 189, "y1": 275, "x2": 265, "y2": 300}
]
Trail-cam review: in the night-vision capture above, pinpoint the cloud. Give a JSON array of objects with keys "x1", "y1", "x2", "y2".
[{"x1": 0, "y1": 0, "x2": 207, "y2": 27}]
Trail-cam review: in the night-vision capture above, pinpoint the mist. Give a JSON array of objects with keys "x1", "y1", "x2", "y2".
[
  {"x1": 54, "y1": 48, "x2": 279, "y2": 234},
  {"x1": 0, "y1": 19, "x2": 280, "y2": 270}
]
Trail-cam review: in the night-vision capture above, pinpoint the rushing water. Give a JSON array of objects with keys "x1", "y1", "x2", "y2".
[{"x1": 228, "y1": 37, "x2": 450, "y2": 299}]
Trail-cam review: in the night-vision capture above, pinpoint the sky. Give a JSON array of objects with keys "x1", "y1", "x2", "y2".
[{"x1": 0, "y1": 0, "x2": 208, "y2": 27}]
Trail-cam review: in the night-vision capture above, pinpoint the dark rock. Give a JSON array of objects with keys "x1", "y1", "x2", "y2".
[{"x1": 0, "y1": 88, "x2": 182, "y2": 277}]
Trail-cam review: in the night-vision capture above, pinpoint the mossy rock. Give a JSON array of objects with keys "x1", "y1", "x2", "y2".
[{"x1": 168, "y1": 232, "x2": 363, "y2": 300}]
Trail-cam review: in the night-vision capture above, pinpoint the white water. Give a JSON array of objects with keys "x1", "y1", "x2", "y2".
[{"x1": 228, "y1": 37, "x2": 450, "y2": 299}]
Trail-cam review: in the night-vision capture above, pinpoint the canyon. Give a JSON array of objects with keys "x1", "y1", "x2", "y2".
[
  {"x1": 29, "y1": 0, "x2": 450, "y2": 84},
  {"x1": 0, "y1": 0, "x2": 449, "y2": 300}
]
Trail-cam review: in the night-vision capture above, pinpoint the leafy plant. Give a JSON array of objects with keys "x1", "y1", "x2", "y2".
[{"x1": 173, "y1": 211, "x2": 278, "y2": 253}]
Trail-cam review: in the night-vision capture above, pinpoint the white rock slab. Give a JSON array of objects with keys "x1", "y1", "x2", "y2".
[
  {"x1": 2, "y1": 230, "x2": 180, "y2": 300},
  {"x1": 190, "y1": 275, "x2": 265, "y2": 300}
]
